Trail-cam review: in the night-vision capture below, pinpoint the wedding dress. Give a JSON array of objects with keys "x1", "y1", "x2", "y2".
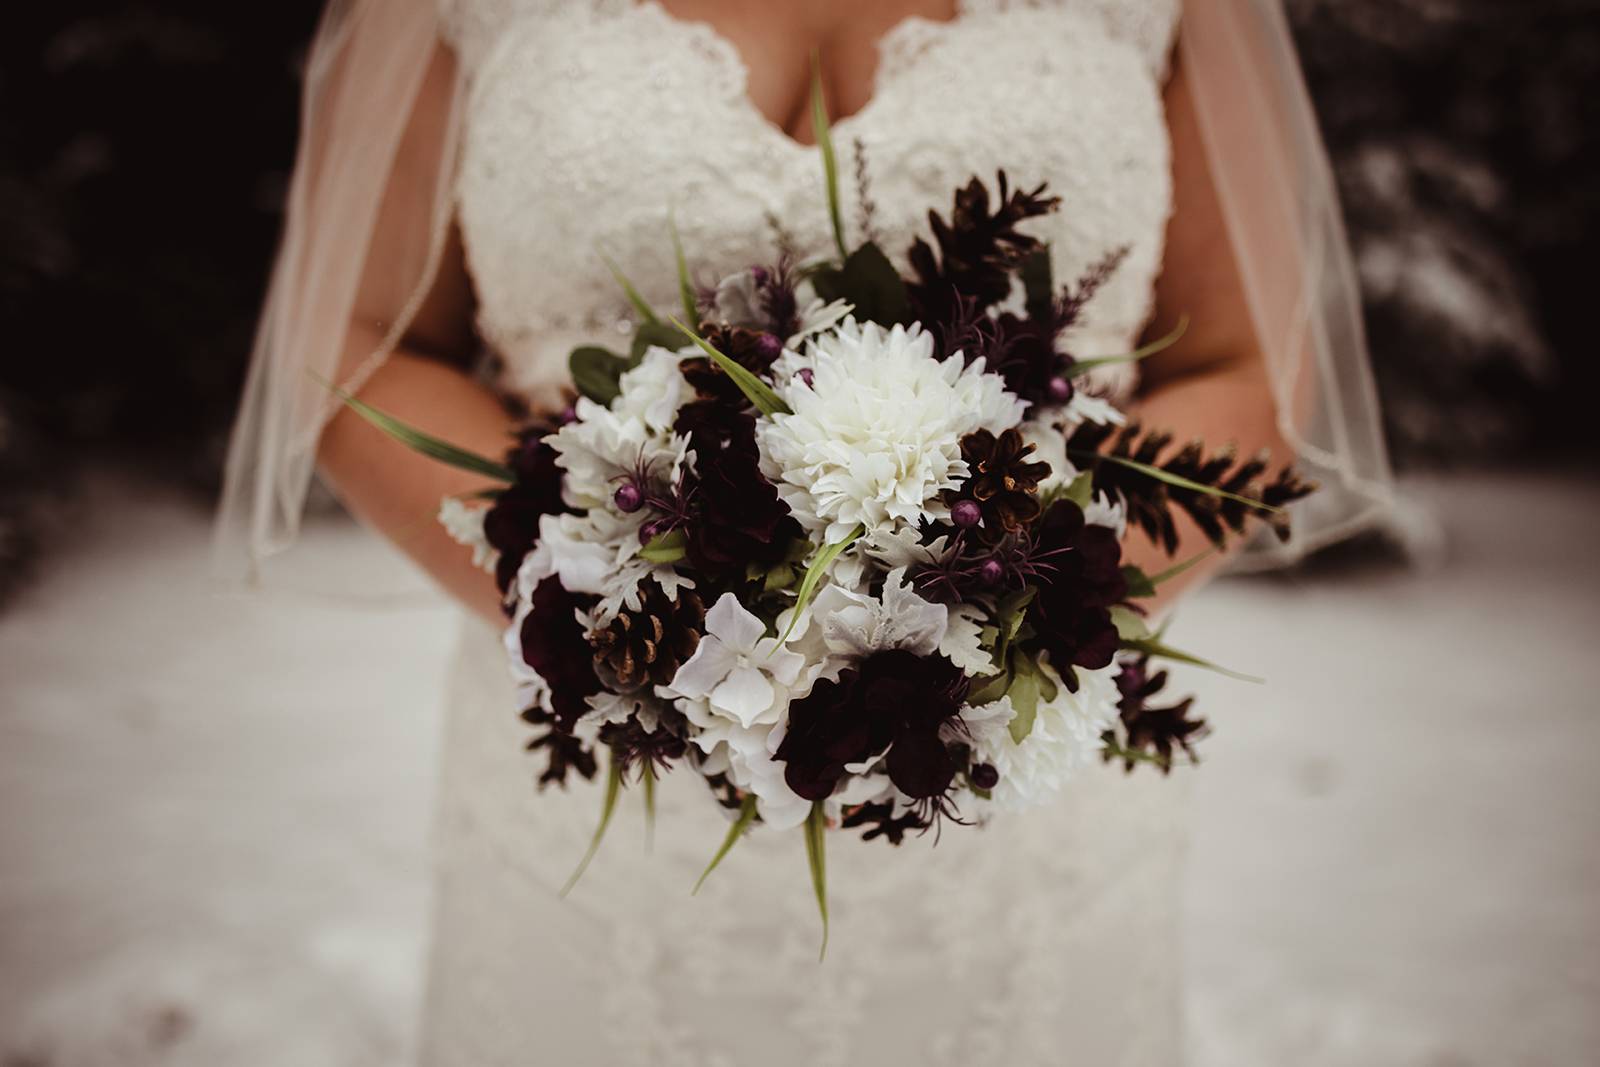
[{"x1": 420, "y1": 2, "x2": 1188, "y2": 1065}]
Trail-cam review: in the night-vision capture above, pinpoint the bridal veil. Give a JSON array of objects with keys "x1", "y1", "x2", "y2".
[{"x1": 215, "y1": 0, "x2": 1394, "y2": 576}]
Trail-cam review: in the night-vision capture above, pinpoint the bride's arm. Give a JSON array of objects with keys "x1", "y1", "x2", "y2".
[
  {"x1": 1122, "y1": 49, "x2": 1294, "y2": 611},
  {"x1": 316, "y1": 49, "x2": 513, "y2": 625}
]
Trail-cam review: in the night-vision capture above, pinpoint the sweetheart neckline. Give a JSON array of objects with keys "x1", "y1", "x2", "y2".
[{"x1": 631, "y1": 0, "x2": 968, "y2": 155}]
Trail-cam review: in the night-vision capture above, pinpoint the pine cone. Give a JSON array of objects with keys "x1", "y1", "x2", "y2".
[
  {"x1": 680, "y1": 323, "x2": 782, "y2": 402},
  {"x1": 588, "y1": 582, "x2": 705, "y2": 689},
  {"x1": 953, "y1": 427, "x2": 1052, "y2": 532}
]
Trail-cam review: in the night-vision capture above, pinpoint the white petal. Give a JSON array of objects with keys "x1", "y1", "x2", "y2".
[
  {"x1": 710, "y1": 666, "x2": 776, "y2": 728},
  {"x1": 704, "y1": 592, "x2": 768, "y2": 654},
  {"x1": 667, "y1": 637, "x2": 737, "y2": 699}
]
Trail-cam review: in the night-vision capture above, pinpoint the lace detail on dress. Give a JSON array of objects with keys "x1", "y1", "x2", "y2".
[{"x1": 424, "y1": 3, "x2": 1186, "y2": 1064}]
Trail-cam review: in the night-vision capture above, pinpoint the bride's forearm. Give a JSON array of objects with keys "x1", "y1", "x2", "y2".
[
  {"x1": 318, "y1": 347, "x2": 514, "y2": 626},
  {"x1": 1120, "y1": 359, "x2": 1288, "y2": 616}
]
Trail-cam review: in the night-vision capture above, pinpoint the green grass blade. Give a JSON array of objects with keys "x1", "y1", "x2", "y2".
[
  {"x1": 560, "y1": 756, "x2": 623, "y2": 897},
  {"x1": 1123, "y1": 636, "x2": 1264, "y2": 684},
  {"x1": 692, "y1": 794, "x2": 759, "y2": 895},
  {"x1": 670, "y1": 316, "x2": 791, "y2": 416},
  {"x1": 810, "y1": 54, "x2": 848, "y2": 260},
  {"x1": 804, "y1": 802, "x2": 829, "y2": 961},
  {"x1": 1071, "y1": 315, "x2": 1190, "y2": 374},
  {"x1": 1149, "y1": 546, "x2": 1217, "y2": 587},
  {"x1": 323, "y1": 379, "x2": 515, "y2": 483},
  {"x1": 669, "y1": 210, "x2": 699, "y2": 329},
  {"x1": 1068, "y1": 450, "x2": 1281, "y2": 514},
  {"x1": 600, "y1": 251, "x2": 660, "y2": 325},
  {"x1": 777, "y1": 525, "x2": 864, "y2": 645}
]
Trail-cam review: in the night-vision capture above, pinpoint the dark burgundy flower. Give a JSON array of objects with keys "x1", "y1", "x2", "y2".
[
  {"x1": 775, "y1": 650, "x2": 971, "y2": 802},
  {"x1": 1025, "y1": 500, "x2": 1127, "y2": 685},
  {"x1": 484, "y1": 430, "x2": 568, "y2": 597},
  {"x1": 1106, "y1": 655, "x2": 1208, "y2": 773},
  {"x1": 519, "y1": 705, "x2": 598, "y2": 789},
  {"x1": 672, "y1": 400, "x2": 801, "y2": 573},
  {"x1": 600, "y1": 704, "x2": 690, "y2": 780},
  {"x1": 518, "y1": 576, "x2": 602, "y2": 730}
]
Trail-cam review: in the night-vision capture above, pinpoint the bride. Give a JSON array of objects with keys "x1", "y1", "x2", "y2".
[{"x1": 218, "y1": 1, "x2": 1391, "y2": 1063}]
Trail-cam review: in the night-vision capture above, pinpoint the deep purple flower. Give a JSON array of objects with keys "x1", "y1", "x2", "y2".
[
  {"x1": 518, "y1": 576, "x2": 602, "y2": 730},
  {"x1": 775, "y1": 650, "x2": 971, "y2": 802},
  {"x1": 672, "y1": 400, "x2": 801, "y2": 573},
  {"x1": 1025, "y1": 500, "x2": 1127, "y2": 684},
  {"x1": 484, "y1": 431, "x2": 568, "y2": 596}
]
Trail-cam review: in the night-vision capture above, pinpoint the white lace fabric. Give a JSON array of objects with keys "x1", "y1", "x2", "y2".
[{"x1": 423, "y1": 2, "x2": 1186, "y2": 1063}]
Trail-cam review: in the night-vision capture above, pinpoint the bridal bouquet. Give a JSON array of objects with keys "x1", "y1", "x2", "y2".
[{"x1": 341, "y1": 78, "x2": 1312, "y2": 941}]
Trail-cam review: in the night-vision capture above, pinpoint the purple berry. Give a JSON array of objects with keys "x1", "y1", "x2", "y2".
[
  {"x1": 796, "y1": 367, "x2": 815, "y2": 388},
  {"x1": 613, "y1": 483, "x2": 644, "y2": 513},
  {"x1": 756, "y1": 332, "x2": 783, "y2": 360},
  {"x1": 951, "y1": 500, "x2": 982, "y2": 528},
  {"x1": 1047, "y1": 376, "x2": 1073, "y2": 403},
  {"x1": 979, "y1": 559, "x2": 1004, "y2": 586},
  {"x1": 970, "y1": 763, "x2": 999, "y2": 790}
]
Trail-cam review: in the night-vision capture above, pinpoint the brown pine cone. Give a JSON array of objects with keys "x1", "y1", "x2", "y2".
[
  {"x1": 955, "y1": 427, "x2": 1052, "y2": 532},
  {"x1": 588, "y1": 582, "x2": 705, "y2": 689}
]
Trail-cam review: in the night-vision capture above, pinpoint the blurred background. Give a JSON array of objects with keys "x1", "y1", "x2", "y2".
[{"x1": 1, "y1": 1, "x2": 1596, "y2": 1064}]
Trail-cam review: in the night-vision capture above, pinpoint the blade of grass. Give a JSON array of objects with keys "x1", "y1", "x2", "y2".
[
  {"x1": 804, "y1": 802, "x2": 829, "y2": 961},
  {"x1": 560, "y1": 756, "x2": 623, "y2": 897},
  {"x1": 600, "y1": 251, "x2": 660, "y2": 325},
  {"x1": 692, "y1": 794, "x2": 759, "y2": 895},
  {"x1": 1070, "y1": 315, "x2": 1189, "y2": 374},
  {"x1": 810, "y1": 54, "x2": 847, "y2": 259},
  {"x1": 670, "y1": 316, "x2": 791, "y2": 416},
  {"x1": 777, "y1": 525, "x2": 864, "y2": 645},
  {"x1": 317, "y1": 375, "x2": 515, "y2": 483},
  {"x1": 668, "y1": 209, "x2": 699, "y2": 329}
]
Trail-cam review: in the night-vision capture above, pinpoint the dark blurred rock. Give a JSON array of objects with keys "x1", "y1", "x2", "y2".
[{"x1": 1287, "y1": 0, "x2": 1600, "y2": 462}]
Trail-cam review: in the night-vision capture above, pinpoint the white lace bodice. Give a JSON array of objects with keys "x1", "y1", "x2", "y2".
[
  {"x1": 423, "y1": 4, "x2": 1187, "y2": 1065},
  {"x1": 445, "y1": 0, "x2": 1178, "y2": 403}
]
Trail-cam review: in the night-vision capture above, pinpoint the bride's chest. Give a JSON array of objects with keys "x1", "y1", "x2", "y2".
[{"x1": 450, "y1": 0, "x2": 1179, "y2": 398}]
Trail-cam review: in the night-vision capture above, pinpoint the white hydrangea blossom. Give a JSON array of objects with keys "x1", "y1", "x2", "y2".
[
  {"x1": 437, "y1": 497, "x2": 497, "y2": 572},
  {"x1": 967, "y1": 656, "x2": 1123, "y2": 811},
  {"x1": 798, "y1": 567, "x2": 947, "y2": 662},
  {"x1": 758, "y1": 318, "x2": 1027, "y2": 546},
  {"x1": 660, "y1": 593, "x2": 824, "y2": 829}
]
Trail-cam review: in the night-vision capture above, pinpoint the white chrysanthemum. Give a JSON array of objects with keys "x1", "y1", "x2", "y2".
[
  {"x1": 968, "y1": 656, "x2": 1122, "y2": 811},
  {"x1": 758, "y1": 318, "x2": 1027, "y2": 545},
  {"x1": 437, "y1": 497, "x2": 496, "y2": 572},
  {"x1": 613, "y1": 346, "x2": 691, "y2": 434}
]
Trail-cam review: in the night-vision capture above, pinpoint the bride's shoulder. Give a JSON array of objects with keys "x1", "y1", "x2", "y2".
[{"x1": 963, "y1": 0, "x2": 1180, "y2": 76}]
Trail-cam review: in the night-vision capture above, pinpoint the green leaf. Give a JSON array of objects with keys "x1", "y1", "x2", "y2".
[
  {"x1": 668, "y1": 210, "x2": 699, "y2": 329},
  {"x1": 600, "y1": 252, "x2": 659, "y2": 325},
  {"x1": 778, "y1": 525, "x2": 865, "y2": 644},
  {"x1": 763, "y1": 563, "x2": 797, "y2": 593},
  {"x1": 808, "y1": 242, "x2": 910, "y2": 326},
  {"x1": 569, "y1": 345, "x2": 630, "y2": 405},
  {"x1": 692, "y1": 794, "x2": 759, "y2": 895},
  {"x1": 967, "y1": 667, "x2": 1012, "y2": 707},
  {"x1": 1006, "y1": 652, "x2": 1044, "y2": 744},
  {"x1": 1068, "y1": 450, "x2": 1282, "y2": 514},
  {"x1": 810, "y1": 54, "x2": 848, "y2": 260},
  {"x1": 670, "y1": 316, "x2": 792, "y2": 417},
  {"x1": 1124, "y1": 636, "x2": 1264, "y2": 684},
  {"x1": 641, "y1": 762, "x2": 657, "y2": 850},
  {"x1": 1021, "y1": 246, "x2": 1054, "y2": 322},
  {"x1": 803, "y1": 801, "x2": 830, "y2": 961},
  {"x1": 1070, "y1": 315, "x2": 1190, "y2": 375},
  {"x1": 1110, "y1": 604, "x2": 1152, "y2": 641},
  {"x1": 638, "y1": 528, "x2": 688, "y2": 564},
  {"x1": 1149, "y1": 546, "x2": 1217, "y2": 587},
  {"x1": 1121, "y1": 565, "x2": 1157, "y2": 600},
  {"x1": 561, "y1": 755, "x2": 623, "y2": 897},
  {"x1": 988, "y1": 587, "x2": 1036, "y2": 668},
  {"x1": 1063, "y1": 470, "x2": 1095, "y2": 511},
  {"x1": 630, "y1": 320, "x2": 685, "y2": 363},
  {"x1": 325, "y1": 381, "x2": 516, "y2": 483}
]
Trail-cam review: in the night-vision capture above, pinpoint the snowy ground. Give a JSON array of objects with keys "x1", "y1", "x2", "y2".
[{"x1": 0, "y1": 473, "x2": 1596, "y2": 1066}]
